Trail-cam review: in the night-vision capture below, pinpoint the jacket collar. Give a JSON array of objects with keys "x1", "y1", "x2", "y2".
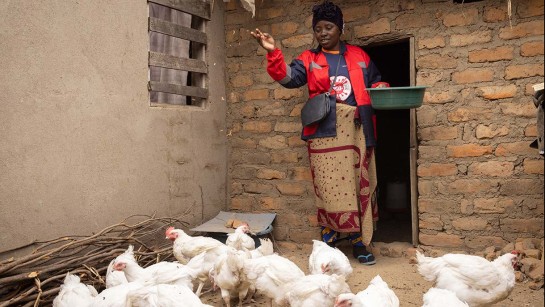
[{"x1": 310, "y1": 41, "x2": 347, "y2": 55}]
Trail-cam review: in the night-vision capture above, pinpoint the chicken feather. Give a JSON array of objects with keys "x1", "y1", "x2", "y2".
[
  {"x1": 226, "y1": 224, "x2": 256, "y2": 251},
  {"x1": 309, "y1": 240, "x2": 353, "y2": 278},
  {"x1": 243, "y1": 253, "x2": 305, "y2": 306},
  {"x1": 125, "y1": 284, "x2": 213, "y2": 307},
  {"x1": 211, "y1": 248, "x2": 253, "y2": 307},
  {"x1": 105, "y1": 258, "x2": 128, "y2": 288},
  {"x1": 165, "y1": 227, "x2": 225, "y2": 264},
  {"x1": 334, "y1": 275, "x2": 399, "y2": 307},
  {"x1": 422, "y1": 287, "x2": 469, "y2": 307},
  {"x1": 416, "y1": 250, "x2": 519, "y2": 307},
  {"x1": 280, "y1": 274, "x2": 350, "y2": 307},
  {"x1": 111, "y1": 245, "x2": 193, "y2": 289},
  {"x1": 53, "y1": 273, "x2": 97, "y2": 307}
]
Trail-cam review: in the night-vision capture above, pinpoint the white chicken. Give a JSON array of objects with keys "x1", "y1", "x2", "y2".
[
  {"x1": 422, "y1": 287, "x2": 469, "y2": 307},
  {"x1": 125, "y1": 284, "x2": 214, "y2": 307},
  {"x1": 191, "y1": 238, "x2": 273, "y2": 297},
  {"x1": 185, "y1": 245, "x2": 232, "y2": 296},
  {"x1": 309, "y1": 240, "x2": 353, "y2": 278},
  {"x1": 111, "y1": 245, "x2": 193, "y2": 289},
  {"x1": 334, "y1": 275, "x2": 399, "y2": 307},
  {"x1": 105, "y1": 258, "x2": 128, "y2": 288},
  {"x1": 53, "y1": 272, "x2": 97, "y2": 307},
  {"x1": 243, "y1": 253, "x2": 306, "y2": 306},
  {"x1": 249, "y1": 238, "x2": 274, "y2": 259},
  {"x1": 90, "y1": 281, "x2": 144, "y2": 307},
  {"x1": 416, "y1": 250, "x2": 520, "y2": 307},
  {"x1": 279, "y1": 273, "x2": 350, "y2": 307},
  {"x1": 226, "y1": 223, "x2": 256, "y2": 251},
  {"x1": 210, "y1": 248, "x2": 254, "y2": 307},
  {"x1": 165, "y1": 226, "x2": 226, "y2": 264}
]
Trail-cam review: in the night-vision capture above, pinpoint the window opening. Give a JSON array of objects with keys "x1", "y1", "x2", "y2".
[{"x1": 148, "y1": 0, "x2": 209, "y2": 107}]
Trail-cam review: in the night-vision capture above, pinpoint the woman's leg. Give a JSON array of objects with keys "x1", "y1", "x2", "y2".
[
  {"x1": 349, "y1": 232, "x2": 376, "y2": 265},
  {"x1": 321, "y1": 226, "x2": 339, "y2": 246}
]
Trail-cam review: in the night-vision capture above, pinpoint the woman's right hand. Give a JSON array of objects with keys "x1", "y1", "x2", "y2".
[{"x1": 250, "y1": 28, "x2": 276, "y2": 52}]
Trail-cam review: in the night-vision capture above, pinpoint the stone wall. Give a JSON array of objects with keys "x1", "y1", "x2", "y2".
[{"x1": 224, "y1": 0, "x2": 544, "y2": 251}]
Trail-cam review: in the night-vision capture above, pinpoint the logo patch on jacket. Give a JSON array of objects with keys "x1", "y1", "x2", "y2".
[{"x1": 330, "y1": 76, "x2": 352, "y2": 102}]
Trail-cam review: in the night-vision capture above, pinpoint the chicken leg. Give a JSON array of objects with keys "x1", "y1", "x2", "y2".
[
  {"x1": 242, "y1": 285, "x2": 256, "y2": 305},
  {"x1": 195, "y1": 281, "x2": 205, "y2": 297},
  {"x1": 221, "y1": 288, "x2": 231, "y2": 307},
  {"x1": 238, "y1": 287, "x2": 249, "y2": 307}
]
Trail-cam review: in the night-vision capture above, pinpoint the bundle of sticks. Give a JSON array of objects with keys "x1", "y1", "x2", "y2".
[{"x1": 0, "y1": 214, "x2": 189, "y2": 307}]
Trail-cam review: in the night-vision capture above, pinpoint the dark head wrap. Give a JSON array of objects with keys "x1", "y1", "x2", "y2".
[{"x1": 312, "y1": 1, "x2": 344, "y2": 32}]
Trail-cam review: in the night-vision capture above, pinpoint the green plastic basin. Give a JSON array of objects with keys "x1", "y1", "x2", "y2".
[{"x1": 366, "y1": 86, "x2": 428, "y2": 110}]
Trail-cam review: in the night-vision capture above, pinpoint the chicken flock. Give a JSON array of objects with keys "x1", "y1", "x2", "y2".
[{"x1": 53, "y1": 223, "x2": 521, "y2": 307}]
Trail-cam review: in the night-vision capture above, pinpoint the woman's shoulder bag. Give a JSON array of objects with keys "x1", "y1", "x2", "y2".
[{"x1": 301, "y1": 54, "x2": 342, "y2": 127}]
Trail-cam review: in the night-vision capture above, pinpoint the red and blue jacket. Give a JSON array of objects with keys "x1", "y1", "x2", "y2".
[{"x1": 266, "y1": 42, "x2": 387, "y2": 147}]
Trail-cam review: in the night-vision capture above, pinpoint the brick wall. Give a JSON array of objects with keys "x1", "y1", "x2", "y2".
[{"x1": 224, "y1": 0, "x2": 544, "y2": 250}]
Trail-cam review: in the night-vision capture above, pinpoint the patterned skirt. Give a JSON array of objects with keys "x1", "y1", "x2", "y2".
[{"x1": 307, "y1": 103, "x2": 378, "y2": 246}]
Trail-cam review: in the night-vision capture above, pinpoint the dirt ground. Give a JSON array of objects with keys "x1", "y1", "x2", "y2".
[{"x1": 200, "y1": 241, "x2": 544, "y2": 307}]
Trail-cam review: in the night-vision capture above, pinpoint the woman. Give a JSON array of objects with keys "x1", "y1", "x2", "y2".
[{"x1": 251, "y1": 1, "x2": 388, "y2": 265}]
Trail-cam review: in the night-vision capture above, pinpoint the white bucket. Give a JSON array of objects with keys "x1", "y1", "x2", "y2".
[{"x1": 385, "y1": 181, "x2": 408, "y2": 212}]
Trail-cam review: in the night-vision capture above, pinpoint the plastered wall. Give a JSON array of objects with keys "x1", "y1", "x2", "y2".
[{"x1": 0, "y1": 0, "x2": 228, "y2": 254}]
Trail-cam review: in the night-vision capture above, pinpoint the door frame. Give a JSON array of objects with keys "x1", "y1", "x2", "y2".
[{"x1": 408, "y1": 36, "x2": 419, "y2": 246}]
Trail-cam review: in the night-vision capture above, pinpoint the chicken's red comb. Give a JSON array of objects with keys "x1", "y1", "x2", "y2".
[{"x1": 165, "y1": 226, "x2": 175, "y2": 235}]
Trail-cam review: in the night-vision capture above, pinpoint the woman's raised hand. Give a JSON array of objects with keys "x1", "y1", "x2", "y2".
[{"x1": 250, "y1": 28, "x2": 276, "y2": 52}]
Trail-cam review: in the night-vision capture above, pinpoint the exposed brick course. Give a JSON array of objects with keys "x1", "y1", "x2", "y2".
[
  {"x1": 523, "y1": 159, "x2": 545, "y2": 174},
  {"x1": 520, "y1": 41, "x2": 545, "y2": 57},
  {"x1": 342, "y1": 6, "x2": 371, "y2": 22},
  {"x1": 417, "y1": 54, "x2": 457, "y2": 69},
  {"x1": 450, "y1": 31, "x2": 492, "y2": 47},
  {"x1": 452, "y1": 217, "x2": 489, "y2": 231},
  {"x1": 452, "y1": 69, "x2": 495, "y2": 84},
  {"x1": 418, "y1": 36, "x2": 446, "y2": 50},
  {"x1": 505, "y1": 64, "x2": 545, "y2": 80},
  {"x1": 354, "y1": 18, "x2": 391, "y2": 37},
  {"x1": 473, "y1": 198, "x2": 516, "y2": 214},
  {"x1": 442, "y1": 8, "x2": 479, "y2": 27},
  {"x1": 501, "y1": 218, "x2": 544, "y2": 234},
  {"x1": 475, "y1": 124, "x2": 510, "y2": 139},
  {"x1": 483, "y1": 6, "x2": 507, "y2": 23},
  {"x1": 423, "y1": 90, "x2": 455, "y2": 104},
  {"x1": 469, "y1": 46, "x2": 514, "y2": 63},
  {"x1": 395, "y1": 13, "x2": 436, "y2": 29},
  {"x1": 499, "y1": 20, "x2": 544, "y2": 40},
  {"x1": 419, "y1": 126, "x2": 458, "y2": 140},
  {"x1": 465, "y1": 236, "x2": 508, "y2": 250},
  {"x1": 281, "y1": 34, "x2": 314, "y2": 48},
  {"x1": 447, "y1": 144, "x2": 494, "y2": 157},
  {"x1": 499, "y1": 102, "x2": 537, "y2": 118},
  {"x1": 477, "y1": 85, "x2": 517, "y2": 100},
  {"x1": 418, "y1": 163, "x2": 458, "y2": 177},
  {"x1": 468, "y1": 161, "x2": 514, "y2": 177},
  {"x1": 419, "y1": 233, "x2": 464, "y2": 248},
  {"x1": 447, "y1": 107, "x2": 494, "y2": 122},
  {"x1": 419, "y1": 217, "x2": 443, "y2": 231}
]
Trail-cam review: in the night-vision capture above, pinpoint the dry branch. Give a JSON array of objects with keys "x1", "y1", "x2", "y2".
[{"x1": 0, "y1": 213, "x2": 190, "y2": 306}]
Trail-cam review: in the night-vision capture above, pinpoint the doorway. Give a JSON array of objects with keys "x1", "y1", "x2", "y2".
[{"x1": 361, "y1": 38, "x2": 417, "y2": 244}]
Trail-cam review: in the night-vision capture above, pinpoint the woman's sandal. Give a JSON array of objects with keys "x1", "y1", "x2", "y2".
[
  {"x1": 356, "y1": 253, "x2": 376, "y2": 265},
  {"x1": 352, "y1": 245, "x2": 376, "y2": 265}
]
